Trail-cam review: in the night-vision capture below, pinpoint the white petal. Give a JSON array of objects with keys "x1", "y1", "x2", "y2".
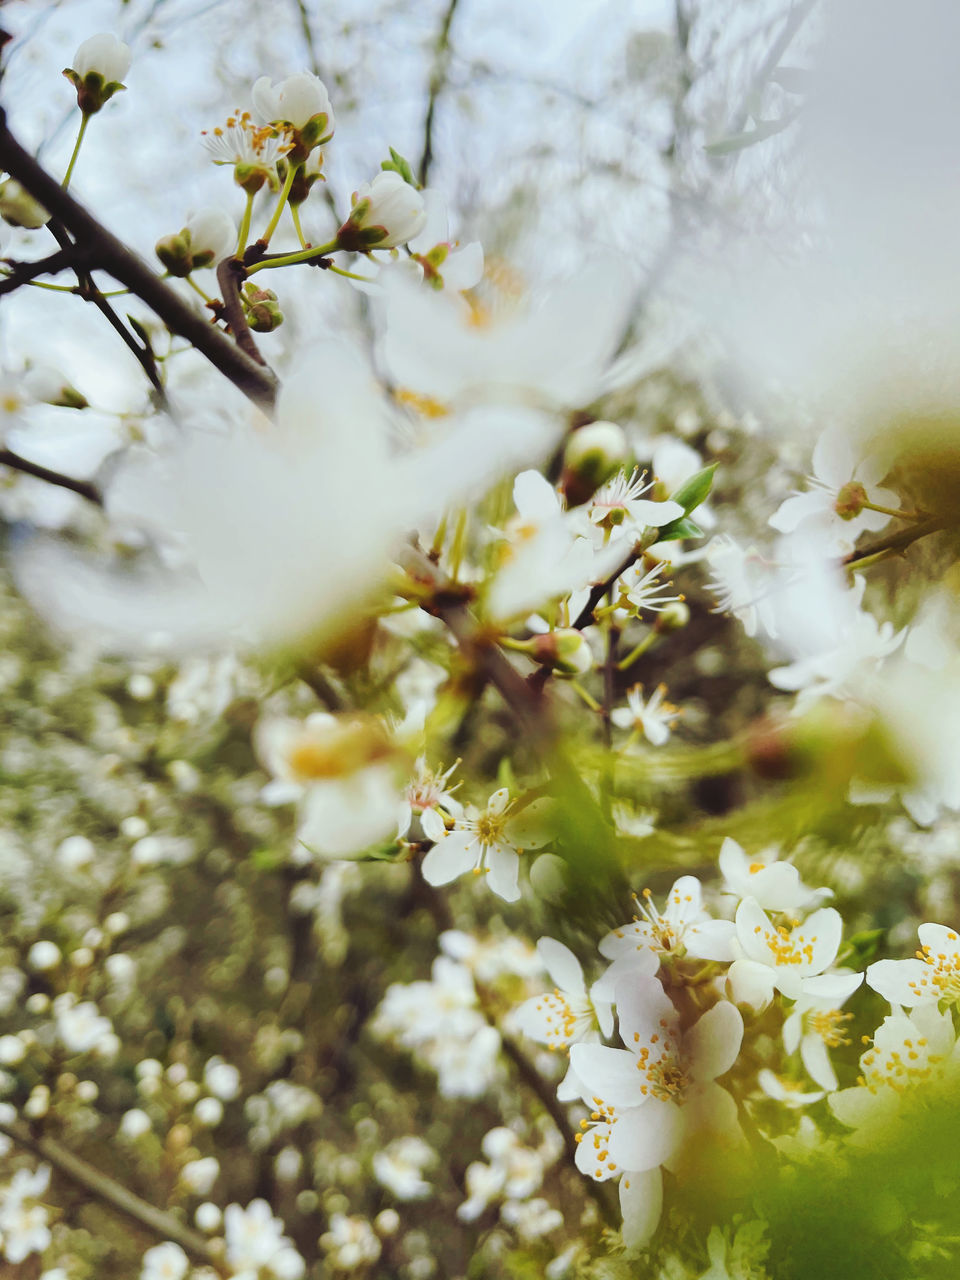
[
  {"x1": 420, "y1": 831, "x2": 475, "y2": 886},
  {"x1": 684, "y1": 919, "x2": 737, "y2": 962},
  {"x1": 613, "y1": 975, "x2": 675, "y2": 1051},
  {"x1": 485, "y1": 843, "x2": 520, "y2": 902},
  {"x1": 865, "y1": 957, "x2": 933, "y2": 1007},
  {"x1": 608, "y1": 1099, "x2": 682, "y2": 1172},
  {"x1": 513, "y1": 470, "x2": 561, "y2": 522},
  {"x1": 619, "y1": 1167, "x2": 663, "y2": 1250},
  {"x1": 420, "y1": 807, "x2": 447, "y2": 843},
  {"x1": 537, "y1": 938, "x2": 584, "y2": 994},
  {"x1": 686, "y1": 1001, "x2": 743, "y2": 1083},
  {"x1": 569, "y1": 1044, "x2": 650, "y2": 1107},
  {"x1": 800, "y1": 1033, "x2": 838, "y2": 1092}
]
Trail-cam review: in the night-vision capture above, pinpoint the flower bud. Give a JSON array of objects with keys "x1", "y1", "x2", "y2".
[
  {"x1": 252, "y1": 73, "x2": 334, "y2": 163},
  {"x1": 0, "y1": 179, "x2": 49, "y2": 229},
  {"x1": 63, "y1": 34, "x2": 131, "y2": 115},
  {"x1": 530, "y1": 628, "x2": 594, "y2": 676},
  {"x1": 653, "y1": 600, "x2": 690, "y2": 634},
  {"x1": 157, "y1": 209, "x2": 234, "y2": 277},
  {"x1": 561, "y1": 420, "x2": 629, "y2": 506},
  {"x1": 337, "y1": 171, "x2": 428, "y2": 252},
  {"x1": 242, "y1": 283, "x2": 283, "y2": 332}
]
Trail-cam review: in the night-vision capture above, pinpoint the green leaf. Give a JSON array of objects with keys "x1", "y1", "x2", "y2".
[
  {"x1": 654, "y1": 515, "x2": 704, "y2": 543},
  {"x1": 380, "y1": 147, "x2": 419, "y2": 188},
  {"x1": 669, "y1": 462, "x2": 717, "y2": 515},
  {"x1": 839, "y1": 927, "x2": 886, "y2": 968}
]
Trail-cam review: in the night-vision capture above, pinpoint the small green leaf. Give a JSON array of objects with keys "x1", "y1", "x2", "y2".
[
  {"x1": 380, "y1": 147, "x2": 419, "y2": 188},
  {"x1": 669, "y1": 463, "x2": 717, "y2": 515},
  {"x1": 251, "y1": 847, "x2": 286, "y2": 871},
  {"x1": 655, "y1": 515, "x2": 704, "y2": 543},
  {"x1": 839, "y1": 928, "x2": 886, "y2": 968}
]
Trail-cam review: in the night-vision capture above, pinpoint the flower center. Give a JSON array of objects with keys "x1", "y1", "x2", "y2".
[
  {"x1": 807, "y1": 1008, "x2": 853, "y2": 1048},
  {"x1": 911, "y1": 934, "x2": 960, "y2": 1003},
  {"x1": 753, "y1": 921, "x2": 817, "y2": 968}
]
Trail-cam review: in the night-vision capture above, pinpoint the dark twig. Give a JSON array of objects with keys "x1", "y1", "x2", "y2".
[
  {"x1": 419, "y1": 0, "x2": 462, "y2": 187},
  {"x1": 842, "y1": 516, "x2": 951, "y2": 569},
  {"x1": 0, "y1": 112, "x2": 277, "y2": 411},
  {"x1": 0, "y1": 247, "x2": 77, "y2": 295},
  {"x1": 0, "y1": 1118, "x2": 223, "y2": 1268},
  {"x1": 215, "y1": 256, "x2": 270, "y2": 368},
  {"x1": 571, "y1": 540, "x2": 644, "y2": 632},
  {"x1": 0, "y1": 447, "x2": 103, "y2": 505}
]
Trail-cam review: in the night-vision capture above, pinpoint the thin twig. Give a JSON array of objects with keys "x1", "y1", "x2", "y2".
[
  {"x1": 0, "y1": 447, "x2": 103, "y2": 505},
  {"x1": 571, "y1": 541, "x2": 643, "y2": 632},
  {"x1": 0, "y1": 247, "x2": 76, "y2": 295},
  {"x1": 726, "y1": 0, "x2": 818, "y2": 137},
  {"x1": 0, "y1": 1117, "x2": 223, "y2": 1268},
  {"x1": 0, "y1": 112, "x2": 277, "y2": 411},
  {"x1": 215, "y1": 256, "x2": 270, "y2": 368},
  {"x1": 419, "y1": 0, "x2": 462, "y2": 187},
  {"x1": 842, "y1": 515, "x2": 950, "y2": 569}
]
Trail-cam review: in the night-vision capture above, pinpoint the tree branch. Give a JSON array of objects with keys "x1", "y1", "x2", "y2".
[
  {"x1": 216, "y1": 256, "x2": 270, "y2": 368},
  {"x1": 0, "y1": 447, "x2": 103, "y2": 505},
  {"x1": 842, "y1": 515, "x2": 950, "y2": 569},
  {"x1": 0, "y1": 247, "x2": 77, "y2": 295},
  {"x1": 0, "y1": 1117, "x2": 224, "y2": 1269},
  {"x1": 419, "y1": 0, "x2": 462, "y2": 187},
  {"x1": 0, "y1": 112, "x2": 277, "y2": 412}
]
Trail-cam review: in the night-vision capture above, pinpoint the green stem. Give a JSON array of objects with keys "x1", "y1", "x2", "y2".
[
  {"x1": 245, "y1": 238, "x2": 340, "y2": 275},
  {"x1": 185, "y1": 274, "x2": 213, "y2": 303},
  {"x1": 62, "y1": 113, "x2": 90, "y2": 190},
  {"x1": 860, "y1": 499, "x2": 926, "y2": 521},
  {"x1": 617, "y1": 631, "x2": 657, "y2": 671},
  {"x1": 570, "y1": 680, "x2": 602, "y2": 712},
  {"x1": 236, "y1": 191, "x2": 255, "y2": 256},
  {"x1": 449, "y1": 508, "x2": 468, "y2": 581},
  {"x1": 326, "y1": 262, "x2": 377, "y2": 283},
  {"x1": 290, "y1": 202, "x2": 308, "y2": 249},
  {"x1": 260, "y1": 162, "x2": 301, "y2": 246}
]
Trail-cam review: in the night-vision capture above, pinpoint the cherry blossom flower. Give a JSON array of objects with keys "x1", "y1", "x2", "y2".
[
  {"x1": 705, "y1": 535, "x2": 781, "y2": 639},
  {"x1": 718, "y1": 837, "x2": 833, "y2": 914},
  {"x1": 570, "y1": 979, "x2": 743, "y2": 1244},
  {"x1": 253, "y1": 73, "x2": 332, "y2": 129},
  {"x1": 610, "y1": 683, "x2": 679, "y2": 747},
  {"x1": 202, "y1": 110, "x2": 290, "y2": 188},
  {"x1": 616, "y1": 561, "x2": 685, "y2": 614},
  {"x1": 830, "y1": 1004, "x2": 960, "y2": 1139},
  {"x1": 140, "y1": 1242, "x2": 189, "y2": 1280},
  {"x1": 256, "y1": 712, "x2": 403, "y2": 860},
  {"x1": 599, "y1": 876, "x2": 736, "y2": 967},
  {"x1": 769, "y1": 428, "x2": 898, "y2": 554},
  {"x1": 421, "y1": 788, "x2": 552, "y2": 902},
  {"x1": 727, "y1": 898, "x2": 844, "y2": 1009},
  {"x1": 224, "y1": 1199, "x2": 305, "y2": 1278},
  {"x1": 782, "y1": 971, "x2": 864, "y2": 1091},
  {"x1": 0, "y1": 1164, "x2": 51, "y2": 1265},
  {"x1": 339, "y1": 171, "x2": 428, "y2": 251},
  {"x1": 575, "y1": 467, "x2": 682, "y2": 547},
  {"x1": 372, "y1": 1136, "x2": 437, "y2": 1200},
  {"x1": 69, "y1": 33, "x2": 132, "y2": 84},
  {"x1": 867, "y1": 921, "x2": 960, "y2": 1009},
  {"x1": 397, "y1": 757, "x2": 462, "y2": 842},
  {"x1": 514, "y1": 938, "x2": 614, "y2": 1100},
  {"x1": 757, "y1": 1069, "x2": 826, "y2": 1109}
]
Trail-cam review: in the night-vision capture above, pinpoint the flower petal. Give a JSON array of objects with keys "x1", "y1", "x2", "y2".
[
  {"x1": 619, "y1": 1167, "x2": 663, "y2": 1251},
  {"x1": 686, "y1": 1000, "x2": 743, "y2": 1083},
  {"x1": 536, "y1": 937, "x2": 584, "y2": 993},
  {"x1": 608, "y1": 1098, "x2": 682, "y2": 1172},
  {"x1": 420, "y1": 830, "x2": 476, "y2": 886}
]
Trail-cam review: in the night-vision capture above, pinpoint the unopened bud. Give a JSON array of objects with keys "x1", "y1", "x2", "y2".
[
  {"x1": 531, "y1": 628, "x2": 593, "y2": 676},
  {"x1": 242, "y1": 283, "x2": 283, "y2": 332},
  {"x1": 0, "y1": 179, "x2": 49, "y2": 229},
  {"x1": 653, "y1": 601, "x2": 690, "y2": 634},
  {"x1": 562, "y1": 420, "x2": 629, "y2": 506},
  {"x1": 155, "y1": 231, "x2": 193, "y2": 277},
  {"x1": 63, "y1": 34, "x2": 131, "y2": 115}
]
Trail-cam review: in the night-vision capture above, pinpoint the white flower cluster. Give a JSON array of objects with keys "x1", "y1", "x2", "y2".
[{"x1": 512, "y1": 840, "x2": 869, "y2": 1247}]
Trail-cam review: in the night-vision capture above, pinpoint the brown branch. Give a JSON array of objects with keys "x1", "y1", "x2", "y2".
[
  {"x1": 419, "y1": 0, "x2": 462, "y2": 187},
  {"x1": 0, "y1": 1117, "x2": 224, "y2": 1269},
  {"x1": 216, "y1": 256, "x2": 269, "y2": 368},
  {"x1": 571, "y1": 540, "x2": 644, "y2": 632},
  {"x1": 0, "y1": 111, "x2": 277, "y2": 412},
  {"x1": 842, "y1": 515, "x2": 950, "y2": 569},
  {"x1": 0, "y1": 447, "x2": 103, "y2": 505},
  {"x1": 0, "y1": 247, "x2": 77, "y2": 295}
]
